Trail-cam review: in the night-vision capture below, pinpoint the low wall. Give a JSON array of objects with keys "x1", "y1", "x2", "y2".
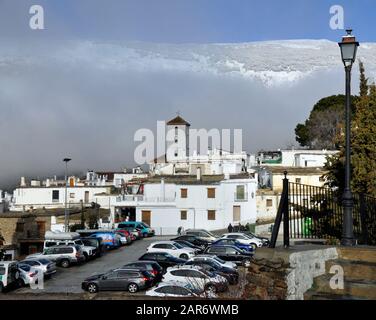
[{"x1": 243, "y1": 246, "x2": 338, "y2": 300}]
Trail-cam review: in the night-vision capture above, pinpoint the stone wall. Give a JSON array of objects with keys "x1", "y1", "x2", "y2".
[
  {"x1": 242, "y1": 257, "x2": 288, "y2": 300},
  {"x1": 242, "y1": 246, "x2": 338, "y2": 300}
]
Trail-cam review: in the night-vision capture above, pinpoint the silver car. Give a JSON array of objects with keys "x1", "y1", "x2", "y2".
[{"x1": 21, "y1": 258, "x2": 57, "y2": 277}]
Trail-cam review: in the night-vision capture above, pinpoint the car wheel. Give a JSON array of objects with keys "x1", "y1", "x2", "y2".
[
  {"x1": 17, "y1": 279, "x2": 25, "y2": 288},
  {"x1": 180, "y1": 253, "x2": 189, "y2": 260},
  {"x1": 205, "y1": 284, "x2": 217, "y2": 295},
  {"x1": 128, "y1": 283, "x2": 139, "y2": 293},
  {"x1": 60, "y1": 259, "x2": 70, "y2": 268},
  {"x1": 87, "y1": 283, "x2": 99, "y2": 293}
]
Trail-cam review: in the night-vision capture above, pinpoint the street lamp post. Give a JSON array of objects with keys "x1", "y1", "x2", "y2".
[
  {"x1": 338, "y1": 29, "x2": 359, "y2": 246},
  {"x1": 63, "y1": 158, "x2": 72, "y2": 232}
]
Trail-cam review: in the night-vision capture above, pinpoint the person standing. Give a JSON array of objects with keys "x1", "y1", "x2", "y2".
[{"x1": 227, "y1": 223, "x2": 233, "y2": 233}]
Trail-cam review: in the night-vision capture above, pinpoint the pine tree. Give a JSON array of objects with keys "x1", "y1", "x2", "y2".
[{"x1": 359, "y1": 60, "x2": 369, "y2": 98}]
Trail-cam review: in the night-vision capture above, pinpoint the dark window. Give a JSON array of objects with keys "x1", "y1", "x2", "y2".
[
  {"x1": 227, "y1": 235, "x2": 239, "y2": 239},
  {"x1": 141, "y1": 254, "x2": 155, "y2": 260},
  {"x1": 187, "y1": 270, "x2": 205, "y2": 278},
  {"x1": 16, "y1": 222, "x2": 24, "y2": 232},
  {"x1": 52, "y1": 190, "x2": 59, "y2": 202},
  {"x1": 266, "y1": 199, "x2": 273, "y2": 207},
  {"x1": 171, "y1": 270, "x2": 188, "y2": 277},
  {"x1": 181, "y1": 210, "x2": 187, "y2": 220},
  {"x1": 153, "y1": 244, "x2": 170, "y2": 249}
]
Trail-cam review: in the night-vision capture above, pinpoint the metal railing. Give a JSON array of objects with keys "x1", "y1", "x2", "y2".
[{"x1": 270, "y1": 172, "x2": 376, "y2": 247}]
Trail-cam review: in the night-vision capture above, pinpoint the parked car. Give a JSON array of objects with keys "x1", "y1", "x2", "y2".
[
  {"x1": 185, "y1": 258, "x2": 239, "y2": 285},
  {"x1": 44, "y1": 239, "x2": 96, "y2": 261},
  {"x1": 26, "y1": 245, "x2": 86, "y2": 268},
  {"x1": 117, "y1": 227, "x2": 142, "y2": 240},
  {"x1": 210, "y1": 238, "x2": 254, "y2": 253},
  {"x1": 0, "y1": 261, "x2": 21, "y2": 292},
  {"x1": 203, "y1": 245, "x2": 252, "y2": 266},
  {"x1": 17, "y1": 263, "x2": 40, "y2": 287},
  {"x1": 81, "y1": 237, "x2": 104, "y2": 257},
  {"x1": 89, "y1": 232, "x2": 121, "y2": 249},
  {"x1": 184, "y1": 229, "x2": 218, "y2": 243},
  {"x1": 162, "y1": 265, "x2": 228, "y2": 294},
  {"x1": 170, "y1": 235, "x2": 210, "y2": 248},
  {"x1": 172, "y1": 240, "x2": 204, "y2": 254},
  {"x1": 192, "y1": 255, "x2": 237, "y2": 269},
  {"x1": 123, "y1": 261, "x2": 163, "y2": 282},
  {"x1": 146, "y1": 281, "x2": 204, "y2": 298},
  {"x1": 115, "y1": 229, "x2": 132, "y2": 244},
  {"x1": 243, "y1": 231, "x2": 270, "y2": 247},
  {"x1": 82, "y1": 268, "x2": 154, "y2": 293},
  {"x1": 117, "y1": 221, "x2": 155, "y2": 238},
  {"x1": 221, "y1": 233, "x2": 263, "y2": 249},
  {"x1": 115, "y1": 232, "x2": 129, "y2": 246},
  {"x1": 146, "y1": 241, "x2": 196, "y2": 260},
  {"x1": 44, "y1": 232, "x2": 97, "y2": 261},
  {"x1": 138, "y1": 252, "x2": 186, "y2": 270},
  {"x1": 20, "y1": 258, "x2": 57, "y2": 278}
]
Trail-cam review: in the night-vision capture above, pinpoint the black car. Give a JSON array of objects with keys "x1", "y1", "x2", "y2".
[
  {"x1": 172, "y1": 240, "x2": 204, "y2": 254},
  {"x1": 171, "y1": 235, "x2": 210, "y2": 248},
  {"x1": 123, "y1": 261, "x2": 163, "y2": 282},
  {"x1": 203, "y1": 245, "x2": 252, "y2": 266},
  {"x1": 82, "y1": 268, "x2": 154, "y2": 293},
  {"x1": 184, "y1": 259, "x2": 239, "y2": 284},
  {"x1": 138, "y1": 252, "x2": 186, "y2": 270}
]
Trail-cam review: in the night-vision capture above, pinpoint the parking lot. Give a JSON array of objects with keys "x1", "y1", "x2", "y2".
[{"x1": 13, "y1": 236, "x2": 171, "y2": 295}]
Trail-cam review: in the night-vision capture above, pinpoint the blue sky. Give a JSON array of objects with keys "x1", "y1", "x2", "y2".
[{"x1": 1, "y1": 0, "x2": 375, "y2": 43}]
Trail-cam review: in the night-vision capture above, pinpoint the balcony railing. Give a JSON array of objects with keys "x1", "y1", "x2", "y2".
[{"x1": 116, "y1": 195, "x2": 175, "y2": 203}]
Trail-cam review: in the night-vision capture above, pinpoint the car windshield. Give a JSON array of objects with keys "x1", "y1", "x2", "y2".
[
  {"x1": 141, "y1": 222, "x2": 150, "y2": 228},
  {"x1": 38, "y1": 259, "x2": 50, "y2": 264},
  {"x1": 173, "y1": 242, "x2": 184, "y2": 249},
  {"x1": 19, "y1": 264, "x2": 31, "y2": 271}
]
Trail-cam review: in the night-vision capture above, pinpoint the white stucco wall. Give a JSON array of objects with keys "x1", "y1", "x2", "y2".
[{"x1": 12, "y1": 186, "x2": 110, "y2": 211}]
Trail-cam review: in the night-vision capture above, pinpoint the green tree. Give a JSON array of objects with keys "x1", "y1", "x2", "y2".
[
  {"x1": 295, "y1": 95, "x2": 358, "y2": 150},
  {"x1": 324, "y1": 62, "x2": 376, "y2": 197}
]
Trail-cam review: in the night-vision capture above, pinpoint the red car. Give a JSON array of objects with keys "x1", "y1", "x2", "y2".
[{"x1": 115, "y1": 229, "x2": 132, "y2": 244}]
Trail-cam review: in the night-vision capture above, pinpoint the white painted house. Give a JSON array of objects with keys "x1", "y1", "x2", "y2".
[{"x1": 112, "y1": 173, "x2": 258, "y2": 235}]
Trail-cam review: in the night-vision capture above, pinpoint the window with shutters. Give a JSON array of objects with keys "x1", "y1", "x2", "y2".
[
  {"x1": 207, "y1": 188, "x2": 216, "y2": 198},
  {"x1": 207, "y1": 210, "x2": 216, "y2": 220},
  {"x1": 180, "y1": 188, "x2": 188, "y2": 198}
]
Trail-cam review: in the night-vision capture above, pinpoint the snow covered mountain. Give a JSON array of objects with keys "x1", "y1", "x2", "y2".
[{"x1": 2, "y1": 39, "x2": 375, "y2": 87}]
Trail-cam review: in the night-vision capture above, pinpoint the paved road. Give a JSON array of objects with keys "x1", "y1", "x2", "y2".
[{"x1": 15, "y1": 236, "x2": 170, "y2": 294}]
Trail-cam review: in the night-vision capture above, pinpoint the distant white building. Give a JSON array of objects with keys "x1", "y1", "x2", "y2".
[
  {"x1": 150, "y1": 116, "x2": 251, "y2": 176},
  {"x1": 257, "y1": 149, "x2": 338, "y2": 168}
]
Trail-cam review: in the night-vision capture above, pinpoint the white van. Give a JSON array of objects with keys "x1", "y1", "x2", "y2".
[{"x1": 0, "y1": 261, "x2": 20, "y2": 292}]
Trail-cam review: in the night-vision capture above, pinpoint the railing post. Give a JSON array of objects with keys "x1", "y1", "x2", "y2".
[
  {"x1": 359, "y1": 193, "x2": 369, "y2": 245},
  {"x1": 269, "y1": 171, "x2": 289, "y2": 248},
  {"x1": 282, "y1": 172, "x2": 290, "y2": 248}
]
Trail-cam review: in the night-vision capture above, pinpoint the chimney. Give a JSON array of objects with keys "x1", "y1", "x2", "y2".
[
  {"x1": 196, "y1": 167, "x2": 202, "y2": 181},
  {"x1": 20, "y1": 177, "x2": 26, "y2": 187}
]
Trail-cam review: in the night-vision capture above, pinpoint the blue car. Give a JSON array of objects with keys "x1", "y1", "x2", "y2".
[
  {"x1": 210, "y1": 238, "x2": 254, "y2": 253},
  {"x1": 118, "y1": 221, "x2": 155, "y2": 238},
  {"x1": 89, "y1": 232, "x2": 121, "y2": 249}
]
